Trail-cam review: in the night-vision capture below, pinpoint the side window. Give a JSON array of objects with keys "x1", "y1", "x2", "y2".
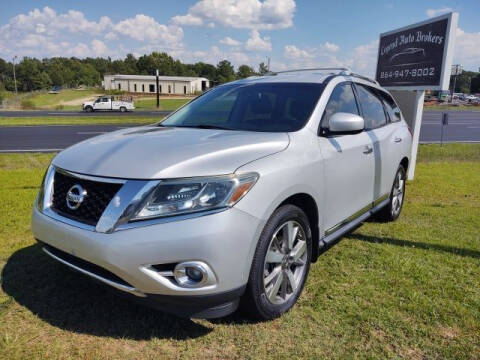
[
  {"x1": 378, "y1": 91, "x2": 402, "y2": 123},
  {"x1": 321, "y1": 83, "x2": 359, "y2": 129},
  {"x1": 355, "y1": 85, "x2": 387, "y2": 129}
]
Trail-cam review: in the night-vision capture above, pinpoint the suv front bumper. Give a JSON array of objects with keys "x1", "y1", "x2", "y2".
[{"x1": 32, "y1": 206, "x2": 264, "y2": 317}]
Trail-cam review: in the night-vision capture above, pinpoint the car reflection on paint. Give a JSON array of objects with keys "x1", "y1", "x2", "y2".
[{"x1": 389, "y1": 48, "x2": 426, "y2": 65}]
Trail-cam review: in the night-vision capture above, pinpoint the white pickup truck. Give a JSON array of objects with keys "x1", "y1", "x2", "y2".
[{"x1": 83, "y1": 96, "x2": 134, "y2": 112}]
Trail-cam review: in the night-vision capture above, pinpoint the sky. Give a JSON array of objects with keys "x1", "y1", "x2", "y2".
[{"x1": 0, "y1": 0, "x2": 479, "y2": 76}]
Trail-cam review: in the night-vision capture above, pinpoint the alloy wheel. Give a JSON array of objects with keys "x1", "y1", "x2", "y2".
[
  {"x1": 263, "y1": 220, "x2": 308, "y2": 305},
  {"x1": 391, "y1": 170, "x2": 405, "y2": 217}
]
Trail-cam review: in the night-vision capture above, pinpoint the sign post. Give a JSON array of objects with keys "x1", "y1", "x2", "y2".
[
  {"x1": 156, "y1": 69, "x2": 160, "y2": 109},
  {"x1": 375, "y1": 12, "x2": 458, "y2": 179}
]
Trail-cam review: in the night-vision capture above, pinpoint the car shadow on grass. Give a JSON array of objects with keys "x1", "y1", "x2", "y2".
[
  {"x1": 349, "y1": 233, "x2": 480, "y2": 259},
  {"x1": 1, "y1": 244, "x2": 213, "y2": 340}
]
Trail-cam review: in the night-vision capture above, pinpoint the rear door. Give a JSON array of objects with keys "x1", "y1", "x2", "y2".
[
  {"x1": 317, "y1": 82, "x2": 375, "y2": 231},
  {"x1": 353, "y1": 84, "x2": 392, "y2": 202},
  {"x1": 375, "y1": 90, "x2": 408, "y2": 197}
]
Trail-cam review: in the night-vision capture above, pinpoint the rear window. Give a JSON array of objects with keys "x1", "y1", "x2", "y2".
[
  {"x1": 355, "y1": 84, "x2": 387, "y2": 129},
  {"x1": 378, "y1": 91, "x2": 402, "y2": 123},
  {"x1": 161, "y1": 82, "x2": 324, "y2": 132}
]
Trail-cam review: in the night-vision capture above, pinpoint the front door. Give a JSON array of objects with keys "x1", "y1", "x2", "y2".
[{"x1": 318, "y1": 83, "x2": 375, "y2": 231}]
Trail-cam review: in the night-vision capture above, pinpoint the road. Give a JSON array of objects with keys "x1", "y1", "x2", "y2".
[
  {"x1": 0, "y1": 110, "x2": 171, "y2": 117},
  {"x1": 0, "y1": 111, "x2": 479, "y2": 152}
]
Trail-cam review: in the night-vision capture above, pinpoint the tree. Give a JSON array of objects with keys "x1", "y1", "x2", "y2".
[
  {"x1": 237, "y1": 65, "x2": 256, "y2": 79},
  {"x1": 258, "y1": 62, "x2": 269, "y2": 75},
  {"x1": 449, "y1": 70, "x2": 479, "y2": 94},
  {"x1": 216, "y1": 60, "x2": 235, "y2": 84}
]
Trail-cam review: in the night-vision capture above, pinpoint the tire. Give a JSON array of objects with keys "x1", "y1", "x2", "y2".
[
  {"x1": 374, "y1": 165, "x2": 406, "y2": 222},
  {"x1": 241, "y1": 204, "x2": 312, "y2": 320},
  {"x1": 85, "y1": 106, "x2": 93, "y2": 113},
  {"x1": 120, "y1": 106, "x2": 126, "y2": 113}
]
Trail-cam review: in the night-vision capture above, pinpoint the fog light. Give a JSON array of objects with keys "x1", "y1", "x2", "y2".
[
  {"x1": 173, "y1": 261, "x2": 214, "y2": 288},
  {"x1": 186, "y1": 267, "x2": 203, "y2": 282}
]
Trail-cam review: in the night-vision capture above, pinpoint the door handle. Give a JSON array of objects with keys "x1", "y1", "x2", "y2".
[
  {"x1": 394, "y1": 137, "x2": 402, "y2": 143},
  {"x1": 363, "y1": 145, "x2": 373, "y2": 154}
]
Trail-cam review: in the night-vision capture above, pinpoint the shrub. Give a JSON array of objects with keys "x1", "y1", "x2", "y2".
[
  {"x1": 55, "y1": 104, "x2": 64, "y2": 110},
  {"x1": 21, "y1": 99, "x2": 35, "y2": 110}
]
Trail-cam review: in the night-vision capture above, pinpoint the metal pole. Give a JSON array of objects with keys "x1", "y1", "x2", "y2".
[
  {"x1": 451, "y1": 74, "x2": 457, "y2": 103},
  {"x1": 12, "y1": 55, "x2": 18, "y2": 96},
  {"x1": 156, "y1": 69, "x2": 160, "y2": 108},
  {"x1": 440, "y1": 112, "x2": 448, "y2": 146},
  {"x1": 440, "y1": 113, "x2": 445, "y2": 146}
]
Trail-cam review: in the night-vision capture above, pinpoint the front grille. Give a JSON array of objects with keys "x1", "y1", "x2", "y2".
[
  {"x1": 51, "y1": 170, "x2": 122, "y2": 226},
  {"x1": 42, "y1": 243, "x2": 132, "y2": 287}
]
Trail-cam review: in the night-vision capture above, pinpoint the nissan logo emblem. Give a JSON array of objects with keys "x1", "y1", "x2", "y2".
[{"x1": 66, "y1": 184, "x2": 87, "y2": 210}]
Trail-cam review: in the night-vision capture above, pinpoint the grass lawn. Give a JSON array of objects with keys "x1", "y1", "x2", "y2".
[
  {"x1": 0, "y1": 116, "x2": 161, "y2": 126},
  {"x1": 134, "y1": 97, "x2": 192, "y2": 110},
  {"x1": 27, "y1": 89, "x2": 102, "y2": 109},
  {"x1": 0, "y1": 144, "x2": 479, "y2": 359}
]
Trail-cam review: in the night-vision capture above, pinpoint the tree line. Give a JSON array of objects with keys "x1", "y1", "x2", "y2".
[{"x1": 0, "y1": 52, "x2": 270, "y2": 93}]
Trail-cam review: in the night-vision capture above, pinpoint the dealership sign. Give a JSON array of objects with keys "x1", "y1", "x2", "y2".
[{"x1": 375, "y1": 12, "x2": 458, "y2": 90}]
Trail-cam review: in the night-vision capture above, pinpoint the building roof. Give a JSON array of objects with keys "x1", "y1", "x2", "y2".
[{"x1": 105, "y1": 74, "x2": 208, "y2": 82}]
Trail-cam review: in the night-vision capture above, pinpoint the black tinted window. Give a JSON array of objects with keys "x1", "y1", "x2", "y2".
[
  {"x1": 378, "y1": 91, "x2": 401, "y2": 123},
  {"x1": 322, "y1": 83, "x2": 359, "y2": 128},
  {"x1": 355, "y1": 85, "x2": 387, "y2": 129},
  {"x1": 161, "y1": 83, "x2": 324, "y2": 132}
]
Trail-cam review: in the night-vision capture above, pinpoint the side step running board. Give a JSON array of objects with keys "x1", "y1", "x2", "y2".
[{"x1": 319, "y1": 198, "x2": 390, "y2": 250}]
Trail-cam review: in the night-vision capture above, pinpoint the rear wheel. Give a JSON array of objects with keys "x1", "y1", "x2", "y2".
[
  {"x1": 241, "y1": 205, "x2": 312, "y2": 320},
  {"x1": 375, "y1": 165, "x2": 406, "y2": 222},
  {"x1": 120, "y1": 106, "x2": 127, "y2": 113}
]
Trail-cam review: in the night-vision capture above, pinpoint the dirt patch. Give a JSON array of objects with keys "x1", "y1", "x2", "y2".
[{"x1": 60, "y1": 95, "x2": 100, "y2": 106}]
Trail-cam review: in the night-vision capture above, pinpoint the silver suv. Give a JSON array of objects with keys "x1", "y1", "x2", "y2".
[{"x1": 32, "y1": 68, "x2": 412, "y2": 320}]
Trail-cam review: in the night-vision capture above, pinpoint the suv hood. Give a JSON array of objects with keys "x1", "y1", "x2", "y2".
[
  {"x1": 52, "y1": 126, "x2": 289, "y2": 179},
  {"x1": 83, "y1": 101, "x2": 94, "y2": 106}
]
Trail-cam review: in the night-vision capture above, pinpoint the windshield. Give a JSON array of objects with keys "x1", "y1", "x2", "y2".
[{"x1": 160, "y1": 82, "x2": 324, "y2": 132}]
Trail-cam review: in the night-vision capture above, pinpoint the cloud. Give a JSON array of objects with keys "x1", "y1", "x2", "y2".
[
  {"x1": 245, "y1": 30, "x2": 272, "y2": 51},
  {"x1": 323, "y1": 42, "x2": 339, "y2": 53},
  {"x1": 220, "y1": 37, "x2": 242, "y2": 46},
  {"x1": 284, "y1": 45, "x2": 314, "y2": 59},
  {"x1": 0, "y1": 7, "x2": 184, "y2": 59},
  {"x1": 171, "y1": 14, "x2": 203, "y2": 26},
  {"x1": 426, "y1": 7, "x2": 453, "y2": 18},
  {"x1": 104, "y1": 32, "x2": 118, "y2": 41},
  {"x1": 173, "y1": 0, "x2": 296, "y2": 30},
  {"x1": 91, "y1": 39, "x2": 108, "y2": 56},
  {"x1": 453, "y1": 28, "x2": 480, "y2": 70},
  {"x1": 113, "y1": 14, "x2": 183, "y2": 45}
]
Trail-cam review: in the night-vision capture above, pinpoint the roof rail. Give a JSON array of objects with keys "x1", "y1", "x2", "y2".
[
  {"x1": 265, "y1": 67, "x2": 379, "y2": 86},
  {"x1": 267, "y1": 67, "x2": 351, "y2": 75},
  {"x1": 348, "y1": 72, "x2": 379, "y2": 85}
]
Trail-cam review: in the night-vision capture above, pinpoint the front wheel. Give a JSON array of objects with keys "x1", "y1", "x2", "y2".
[
  {"x1": 375, "y1": 165, "x2": 406, "y2": 222},
  {"x1": 241, "y1": 205, "x2": 312, "y2": 320},
  {"x1": 84, "y1": 106, "x2": 93, "y2": 112}
]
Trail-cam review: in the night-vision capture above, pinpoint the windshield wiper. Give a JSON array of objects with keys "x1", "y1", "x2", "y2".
[{"x1": 176, "y1": 124, "x2": 234, "y2": 130}]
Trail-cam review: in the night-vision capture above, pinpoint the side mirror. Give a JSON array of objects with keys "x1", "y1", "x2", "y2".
[{"x1": 328, "y1": 112, "x2": 364, "y2": 134}]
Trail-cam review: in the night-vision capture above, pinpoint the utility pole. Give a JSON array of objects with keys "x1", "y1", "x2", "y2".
[
  {"x1": 12, "y1": 55, "x2": 18, "y2": 96},
  {"x1": 450, "y1": 64, "x2": 462, "y2": 102},
  {"x1": 266, "y1": 57, "x2": 271, "y2": 72},
  {"x1": 156, "y1": 69, "x2": 160, "y2": 108}
]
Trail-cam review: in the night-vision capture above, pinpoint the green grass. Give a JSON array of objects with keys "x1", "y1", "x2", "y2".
[
  {"x1": 0, "y1": 144, "x2": 479, "y2": 359},
  {"x1": 27, "y1": 89, "x2": 102, "y2": 109},
  {"x1": 0, "y1": 116, "x2": 160, "y2": 126},
  {"x1": 134, "y1": 97, "x2": 191, "y2": 110}
]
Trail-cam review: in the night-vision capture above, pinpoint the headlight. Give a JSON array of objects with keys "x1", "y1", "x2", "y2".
[{"x1": 130, "y1": 173, "x2": 258, "y2": 221}]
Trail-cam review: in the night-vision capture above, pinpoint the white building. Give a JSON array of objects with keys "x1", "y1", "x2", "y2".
[{"x1": 103, "y1": 74, "x2": 210, "y2": 95}]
